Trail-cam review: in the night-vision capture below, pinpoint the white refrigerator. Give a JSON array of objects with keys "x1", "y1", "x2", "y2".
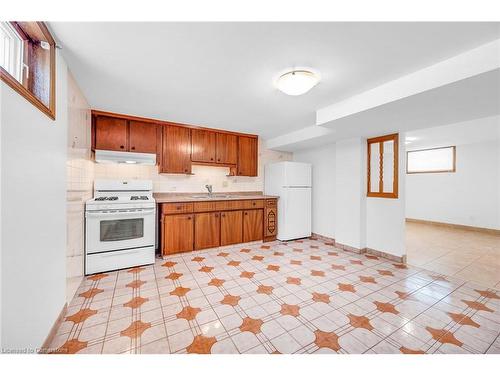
[{"x1": 264, "y1": 161, "x2": 312, "y2": 241}]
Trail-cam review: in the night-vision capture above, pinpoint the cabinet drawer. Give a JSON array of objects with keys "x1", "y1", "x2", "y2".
[
  {"x1": 242, "y1": 200, "x2": 264, "y2": 209},
  {"x1": 215, "y1": 200, "x2": 245, "y2": 211},
  {"x1": 193, "y1": 201, "x2": 217, "y2": 212},
  {"x1": 162, "y1": 202, "x2": 193, "y2": 214},
  {"x1": 266, "y1": 199, "x2": 277, "y2": 207}
]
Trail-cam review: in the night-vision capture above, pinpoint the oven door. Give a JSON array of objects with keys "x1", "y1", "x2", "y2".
[{"x1": 85, "y1": 208, "x2": 155, "y2": 254}]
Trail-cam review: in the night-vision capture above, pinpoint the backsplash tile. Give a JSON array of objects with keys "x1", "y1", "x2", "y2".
[
  {"x1": 94, "y1": 139, "x2": 292, "y2": 193},
  {"x1": 66, "y1": 71, "x2": 93, "y2": 303}
]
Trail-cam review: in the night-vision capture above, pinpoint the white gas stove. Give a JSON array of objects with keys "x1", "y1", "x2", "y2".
[{"x1": 85, "y1": 180, "x2": 156, "y2": 275}]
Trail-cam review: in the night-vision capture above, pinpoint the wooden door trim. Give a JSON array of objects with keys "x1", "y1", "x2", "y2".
[{"x1": 367, "y1": 133, "x2": 399, "y2": 199}]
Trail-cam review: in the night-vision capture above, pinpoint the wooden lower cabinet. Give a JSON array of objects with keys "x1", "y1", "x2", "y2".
[
  {"x1": 162, "y1": 214, "x2": 194, "y2": 255},
  {"x1": 161, "y1": 199, "x2": 276, "y2": 255},
  {"x1": 243, "y1": 209, "x2": 263, "y2": 242},
  {"x1": 220, "y1": 210, "x2": 243, "y2": 246},
  {"x1": 194, "y1": 212, "x2": 220, "y2": 250},
  {"x1": 264, "y1": 199, "x2": 277, "y2": 241}
]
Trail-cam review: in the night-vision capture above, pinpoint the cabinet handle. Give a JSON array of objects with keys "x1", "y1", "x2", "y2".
[
  {"x1": 217, "y1": 158, "x2": 221, "y2": 162},
  {"x1": 187, "y1": 216, "x2": 192, "y2": 220},
  {"x1": 214, "y1": 213, "x2": 218, "y2": 217},
  {"x1": 210, "y1": 158, "x2": 214, "y2": 161},
  {"x1": 120, "y1": 145, "x2": 124, "y2": 149},
  {"x1": 245, "y1": 212, "x2": 248, "y2": 216},
  {"x1": 184, "y1": 169, "x2": 188, "y2": 173},
  {"x1": 252, "y1": 202, "x2": 256, "y2": 206},
  {"x1": 221, "y1": 213, "x2": 225, "y2": 217},
  {"x1": 131, "y1": 146, "x2": 135, "y2": 150},
  {"x1": 176, "y1": 206, "x2": 181, "y2": 210}
]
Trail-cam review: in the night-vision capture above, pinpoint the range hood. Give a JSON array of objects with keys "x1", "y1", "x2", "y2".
[{"x1": 94, "y1": 150, "x2": 156, "y2": 166}]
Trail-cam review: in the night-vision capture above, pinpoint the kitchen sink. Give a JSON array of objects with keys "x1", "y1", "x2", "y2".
[{"x1": 190, "y1": 194, "x2": 234, "y2": 199}]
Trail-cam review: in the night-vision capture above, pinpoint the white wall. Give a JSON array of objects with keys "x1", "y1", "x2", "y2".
[
  {"x1": 1, "y1": 51, "x2": 68, "y2": 350},
  {"x1": 294, "y1": 144, "x2": 336, "y2": 238},
  {"x1": 366, "y1": 134, "x2": 406, "y2": 257},
  {"x1": 94, "y1": 138, "x2": 292, "y2": 193},
  {"x1": 406, "y1": 139, "x2": 500, "y2": 230},
  {"x1": 292, "y1": 135, "x2": 407, "y2": 258},
  {"x1": 66, "y1": 72, "x2": 93, "y2": 303},
  {"x1": 0, "y1": 76, "x2": 3, "y2": 348},
  {"x1": 334, "y1": 138, "x2": 367, "y2": 249},
  {"x1": 498, "y1": 137, "x2": 500, "y2": 230}
]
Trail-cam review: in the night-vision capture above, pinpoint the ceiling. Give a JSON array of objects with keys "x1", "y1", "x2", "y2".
[
  {"x1": 49, "y1": 22, "x2": 500, "y2": 139},
  {"x1": 267, "y1": 69, "x2": 500, "y2": 151},
  {"x1": 406, "y1": 115, "x2": 500, "y2": 151}
]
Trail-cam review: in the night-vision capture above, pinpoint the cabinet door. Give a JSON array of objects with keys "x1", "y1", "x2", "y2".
[
  {"x1": 237, "y1": 136, "x2": 258, "y2": 176},
  {"x1": 243, "y1": 209, "x2": 263, "y2": 242},
  {"x1": 216, "y1": 133, "x2": 237, "y2": 164},
  {"x1": 162, "y1": 214, "x2": 194, "y2": 255},
  {"x1": 220, "y1": 210, "x2": 243, "y2": 246},
  {"x1": 194, "y1": 212, "x2": 220, "y2": 250},
  {"x1": 95, "y1": 116, "x2": 128, "y2": 151},
  {"x1": 129, "y1": 120, "x2": 157, "y2": 154},
  {"x1": 191, "y1": 129, "x2": 216, "y2": 163},
  {"x1": 265, "y1": 206, "x2": 277, "y2": 238},
  {"x1": 161, "y1": 125, "x2": 192, "y2": 174}
]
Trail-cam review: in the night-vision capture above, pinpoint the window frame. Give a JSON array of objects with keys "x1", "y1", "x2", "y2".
[
  {"x1": 367, "y1": 133, "x2": 399, "y2": 199},
  {"x1": 0, "y1": 22, "x2": 24, "y2": 83},
  {"x1": 0, "y1": 21, "x2": 56, "y2": 120},
  {"x1": 406, "y1": 145, "x2": 456, "y2": 174}
]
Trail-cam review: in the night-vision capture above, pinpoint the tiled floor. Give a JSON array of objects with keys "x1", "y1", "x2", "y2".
[
  {"x1": 50, "y1": 238, "x2": 500, "y2": 354},
  {"x1": 406, "y1": 222, "x2": 500, "y2": 289}
]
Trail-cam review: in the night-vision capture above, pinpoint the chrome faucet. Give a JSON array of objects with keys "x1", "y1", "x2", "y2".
[{"x1": 205, "y1": 184, "x2": 213, "y2": 197}]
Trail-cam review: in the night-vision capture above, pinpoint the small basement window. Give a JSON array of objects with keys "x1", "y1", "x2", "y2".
[
  {"x1": 406, "y1": 146, "x2": 456, "y2": 174},
  {"x1": 0, "y1": 22, "x2": 24, "y2": 82},
  {"x1": 367, "y1": 133, "x2": 399, "y2": 199},
  {"x1": 0, "y1": 21, "x2": 56, "y2": 119}
]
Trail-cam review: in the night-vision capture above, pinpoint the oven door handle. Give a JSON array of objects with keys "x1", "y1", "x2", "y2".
[
  {"x1": 100, "y1": 249, "x2": 141, "y2": 257},
  {"x1": 86, "y1": 208, "x2": 155, "y2": 219}
]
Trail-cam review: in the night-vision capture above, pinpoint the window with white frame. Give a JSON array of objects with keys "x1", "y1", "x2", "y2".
[
  {"x1": 406, "y1": 146, "x2": 456, "y2": 174},
  {"x1": 0, "y1": 22, "x2": 24, "y2": 83}
]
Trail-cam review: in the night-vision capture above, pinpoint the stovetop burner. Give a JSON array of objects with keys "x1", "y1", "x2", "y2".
[{"x1": 131, "y1": 196, "x2": 149, "y2": 200}]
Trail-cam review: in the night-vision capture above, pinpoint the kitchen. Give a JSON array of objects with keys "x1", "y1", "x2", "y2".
[
  {"x1": 1, "y1": 10, "x2": 500, "y2": 367},
  {"x1": 85, "y1": 110, "x2": 293, "y2": 274}
]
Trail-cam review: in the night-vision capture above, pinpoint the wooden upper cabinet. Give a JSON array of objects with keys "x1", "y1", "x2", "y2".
[
  {"x1": 237, "y1": 136, "x2": 258, "y2": 176},
  {"x1": 129, "y1": 121, "x2": 158, "y2": 154},
  {"x1": 194, "y1": 212, "x2": 220, "y2": 250},
  {"x1": 216, "y1": 133, "x2": 237, "y2": 165},
  {"x1": 243, "y1": 209, "x2": 263, "y2": 242},
  {"x1": 93, "y1": 116, "x2": 158, "y2": 155},
  {"x1": 161, "y1": 125, "x2": 192, "y2": 174},
  {"x1": 94, "y1": 116, "x2": 128, "y2": 151},
  {"x1": 191, "y1": 129, "x2": 216, "y2": 163},
  {"x1": 91, "y1": 111, "x2": 259, "y2": 174}
]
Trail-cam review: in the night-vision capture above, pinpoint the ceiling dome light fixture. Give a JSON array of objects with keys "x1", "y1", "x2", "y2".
[{"x1": 276, "y1": 69, "x2": 319, "y2": 96}]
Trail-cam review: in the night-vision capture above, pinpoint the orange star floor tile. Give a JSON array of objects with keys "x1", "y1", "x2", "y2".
[{"x1": 49, "y1": 238, "x2": 500, "y2": 354}]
